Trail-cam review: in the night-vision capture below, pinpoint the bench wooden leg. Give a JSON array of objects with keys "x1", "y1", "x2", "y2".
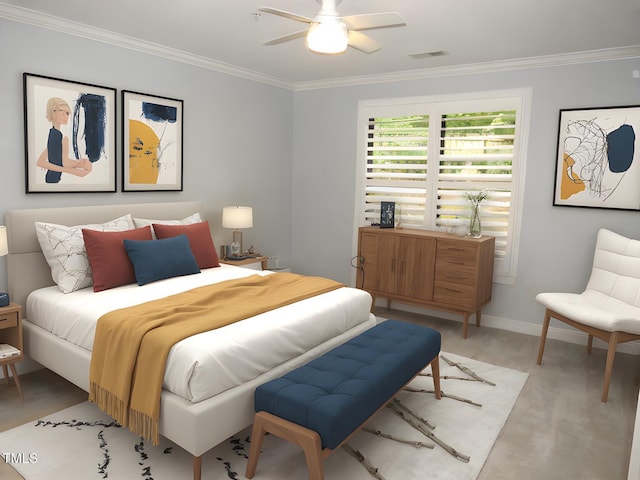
[
  {"x1": 431, "y1": 355, "x2": 442, "y2": 399},
  {"x1": 247, "y1": 411, "x2": 325, "y2": 480},
  {"x1": 246, "y1": 412, "x2": 268, "y2": 478}
]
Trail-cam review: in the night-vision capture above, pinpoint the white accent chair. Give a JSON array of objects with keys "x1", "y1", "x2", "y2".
[{"x1": 536, "y1": 228, "x2": 640, "y2": 402}]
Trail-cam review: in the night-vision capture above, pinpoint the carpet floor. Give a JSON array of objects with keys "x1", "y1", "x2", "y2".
[{"x1": 0, "y1": 352, "x2": 527, "y2": 480}]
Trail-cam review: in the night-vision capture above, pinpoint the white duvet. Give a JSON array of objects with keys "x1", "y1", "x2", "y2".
[{"x1": 26, "y1": 264, "x2": 373, "y2": 403}]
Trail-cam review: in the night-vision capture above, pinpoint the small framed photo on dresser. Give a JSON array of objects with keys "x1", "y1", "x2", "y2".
[{"x1": 380, "y1": 201, "x2": 395, "y2": 228}]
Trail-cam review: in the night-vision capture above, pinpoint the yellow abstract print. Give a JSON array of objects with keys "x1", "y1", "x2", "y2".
[
  {"x1": 128, "y1": 119, "x2": 159, "y2": 184},
  {"x1": 560, "y1": 153, "x2": 585, "y2": 199}
]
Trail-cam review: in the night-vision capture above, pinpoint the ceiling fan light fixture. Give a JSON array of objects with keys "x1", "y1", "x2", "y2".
[{"x1": 306, "y1": 18, "x2": 348, "y2": 54}]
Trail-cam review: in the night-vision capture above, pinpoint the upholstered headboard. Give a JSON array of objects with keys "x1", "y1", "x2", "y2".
[{"x1": 6, "y1": 201, "x2": 204, "y2": 314}]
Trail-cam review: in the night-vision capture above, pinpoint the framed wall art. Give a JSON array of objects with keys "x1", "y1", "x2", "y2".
[
  {"x1": 553, "y1": 105, "x2": 640, "y2": 210},
  {"x1": 23, "y1": 73, "x2": 117, "y2": 193},
  {"x1": 122, "y1": 90, "x2": 183, "y2": 191}
]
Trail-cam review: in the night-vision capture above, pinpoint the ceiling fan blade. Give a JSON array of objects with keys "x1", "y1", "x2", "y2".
[
  {"x1": 347, "y1": 30, "x2": 381, "y2": 54},
  {"x1": 263, "y1": 29, "x2": 309, "y2": 46},
  {"x1": 342, "y1": 12, "x2": 406, "y2": 31},
  {"x1": 258, "y1": 7, "x2": 313, "y2": 24}
]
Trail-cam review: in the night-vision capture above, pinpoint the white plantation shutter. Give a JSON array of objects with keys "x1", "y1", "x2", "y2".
[
  {"x1": 357, "y1": 91, "x2": 529, "y2": 281},
  {"x1": 364, "y1": 116, "x2": 429, "y2": 228},
  {"x1": 436, "y1": 111, "x2": 516, "y2": 259}
]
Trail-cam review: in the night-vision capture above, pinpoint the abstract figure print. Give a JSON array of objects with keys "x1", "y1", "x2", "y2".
[{"x1": 36, "y1": 94, "x2": 107, "y2": 184}]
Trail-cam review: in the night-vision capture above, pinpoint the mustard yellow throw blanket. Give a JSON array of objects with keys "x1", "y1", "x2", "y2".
[{"x1": 89, "y1": 272, "x2": 343, "y2": 445}]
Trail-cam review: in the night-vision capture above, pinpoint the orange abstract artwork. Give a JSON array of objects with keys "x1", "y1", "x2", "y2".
[
  {"x1": 128, "y1": 119, "x2": 160, "y2": 184},
  {"x1": 560, "y1": 153, "x2": 585, "y2": 200}
]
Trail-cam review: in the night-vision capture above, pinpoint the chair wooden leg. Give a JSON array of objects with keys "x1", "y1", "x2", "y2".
[
  {"x1": 601, "y1": 332, "x2": 619, "y2": 403},
  {"x1": 587, "y1": 334, "x2": 594, "y2": 354},
  {"x1": 537, "y1": 310, "x2": 551, "y2": 365}
]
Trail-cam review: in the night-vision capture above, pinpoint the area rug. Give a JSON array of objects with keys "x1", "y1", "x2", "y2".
[{"x1": 0, "y1": 352, "x2": 528, "y2": 480}]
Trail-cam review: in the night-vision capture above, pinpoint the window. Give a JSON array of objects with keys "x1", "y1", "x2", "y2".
[{"x1": 355, "y1": 90, "x2": 531, "y2": 283}]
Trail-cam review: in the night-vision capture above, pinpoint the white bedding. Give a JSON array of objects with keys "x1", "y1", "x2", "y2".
[{"x1": 26, "y1": 264, "x2": 374, "y2": 403}]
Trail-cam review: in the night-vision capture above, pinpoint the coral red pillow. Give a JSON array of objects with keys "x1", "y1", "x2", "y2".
[
  {"x1": 82, "y1": 226, "x2": 153, "y2": 292},
  {"x1": 152, "y1": 221, "x2": 220, "y2": 269}
]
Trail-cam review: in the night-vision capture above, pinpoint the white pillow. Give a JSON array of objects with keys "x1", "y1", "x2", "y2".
[
  {"x1": 133, "y1": 213, "x2": 202, "y2": 238},
  {"x1": 35, "y1": 214, "x2": 135, "y2": 293}
]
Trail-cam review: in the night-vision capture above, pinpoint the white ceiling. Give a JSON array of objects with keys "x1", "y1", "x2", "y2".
[{"x1": 2, "y1": 0, "x2": 640, "y2": 88}]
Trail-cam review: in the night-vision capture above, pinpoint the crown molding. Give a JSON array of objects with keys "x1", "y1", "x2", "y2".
[
  {"x1": 294, "y1": 46, "x2": 640, "y2": 91},
  {"x1": 0, "y1": 3, "x2": 295, "y2": 91},
  {"x1": 2, "y1": 3, "x2": 639, "y2": 93}
]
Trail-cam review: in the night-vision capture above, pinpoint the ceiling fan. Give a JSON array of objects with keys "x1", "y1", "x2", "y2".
[{"x1": 259, "y1": 0, "x2": 406, "y2": 55}]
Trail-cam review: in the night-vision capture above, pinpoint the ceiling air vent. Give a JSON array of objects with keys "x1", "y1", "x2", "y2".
[{"x1": 408, "y1": 50, "x2": 449, "y2": 59}]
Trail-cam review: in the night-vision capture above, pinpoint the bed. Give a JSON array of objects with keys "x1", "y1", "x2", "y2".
[{"x1": 6, "y1": 201, "x2": 376, "y2": 480}]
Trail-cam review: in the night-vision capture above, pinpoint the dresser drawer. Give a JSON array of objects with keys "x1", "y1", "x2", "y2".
[
  {"x1": 435, "y1": 263, "x2": 475, "y2": 286},
  {"x1": 433, "y1": 281, "x2": 474, "y2": 308},
  {"x1": 436, "y1": 240, "x2": 477, "y2": 263},
  {"x1": 0, "y1": 313, "x2": 18, "y2": 330}
]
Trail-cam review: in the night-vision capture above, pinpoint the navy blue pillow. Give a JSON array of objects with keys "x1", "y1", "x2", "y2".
[{"x1": 123, "y1": 234, "x2": 200, "y2": 286}]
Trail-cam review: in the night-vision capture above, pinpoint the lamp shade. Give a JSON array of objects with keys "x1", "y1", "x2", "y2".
[
  {"x1": 222, "y1": 206, "x2": 253, "y2": 229},
  {"x1": 0, "y1": 226, "x2": 7, "y2": 257}
]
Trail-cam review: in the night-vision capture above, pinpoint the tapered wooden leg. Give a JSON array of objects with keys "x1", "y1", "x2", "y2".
[
  {"x1": 8, "y1": 363, "x2": 22, "y2": 401},
  {"x1": 476, "y1": 309, "x2": 482, "y2": 327},
  {"x1": 537, "y1": 310, "x2": 551, "y2": 365},
  {"x1": 601, "y1": 332, "x2": 619, "y2": 403},
  {"x1": 462, "y1": 312, "x2": 470, "y2": 339},
  {"x1": 192, "y1": 455, "x2": 202, "y2": 480},
  {"x1": 587, "y1": 334, "x2": 594, "y2": 354},
  {"x1": 431, "y1": 356, "x2": 442, "y2": 400},
  {"x1": 2, "y1": 365, "x2": 8, "y2": 385},
  {"x1": 247, "y1": 412, "x2": 325, "y2": 480},
  {"x1": 246, "y1": 413, "x2": 268, "y2": 478}
]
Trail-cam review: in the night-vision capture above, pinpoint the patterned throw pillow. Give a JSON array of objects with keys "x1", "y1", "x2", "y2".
[{"x1": 35, "y1": 214, "x2": 135, "y2": 293}]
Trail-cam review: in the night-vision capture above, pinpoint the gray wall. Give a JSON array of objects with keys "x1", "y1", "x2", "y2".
[
  {"x1": 3, "y1": 16, "x2": 640, "y2": 346},
  {"x1": 0, "y1": 18, "x2": 294, "y2": 290},
  {"x1": 290, "y1": 60, "x2": 640, "y2": 341}
]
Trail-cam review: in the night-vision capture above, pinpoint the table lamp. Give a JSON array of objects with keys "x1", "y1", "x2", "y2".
[
  {"x1": 222, "y1": 206, "x2": 253, "y2": 257},
  {"x1": 0, "y1": 226, "x2": 9, "y2": 306}
]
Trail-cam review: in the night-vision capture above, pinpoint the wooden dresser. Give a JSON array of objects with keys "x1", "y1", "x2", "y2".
[{"x1": 356, "y1": 226, "x2": 495, "y2": 338}]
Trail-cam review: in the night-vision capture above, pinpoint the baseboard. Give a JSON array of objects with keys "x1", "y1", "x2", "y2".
[{"x1": 379, "y1": 301, "x2": 640, "y2": 356}]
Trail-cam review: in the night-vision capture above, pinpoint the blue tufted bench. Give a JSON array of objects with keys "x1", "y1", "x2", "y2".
[{"x1": 245, "y1": 319, "x2": 441, "y2": 480}]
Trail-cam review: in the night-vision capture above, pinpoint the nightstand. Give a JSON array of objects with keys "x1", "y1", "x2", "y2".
[
  {"x1": 0, "y1": 303, "x2": 23, "y2": 400},
  {"x1": 220, "y1": 255, "x2": 269, "y2": 270}
]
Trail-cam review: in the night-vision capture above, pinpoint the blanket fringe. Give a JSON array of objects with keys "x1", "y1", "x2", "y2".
[
  {"x1": 129, "y1": 408, "x2": 160, "y2": 446},
  {"x1": 89, "y1": 382, "x2": 128, "y2": 427}
]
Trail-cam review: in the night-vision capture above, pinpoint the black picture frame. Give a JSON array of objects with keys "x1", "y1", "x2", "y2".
[
  {"x1": 23, "y1": 73, "x2": 117, "y2": 193},
  {"x1": 122, "y1": 90, "x2": 184, "y2": 192},
  {"x1": 380, "y1": 201, "x2": 395, "y2": 228},
  {"x1": 553, "y1": 105, "x2": 640, "y2": 210}
]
